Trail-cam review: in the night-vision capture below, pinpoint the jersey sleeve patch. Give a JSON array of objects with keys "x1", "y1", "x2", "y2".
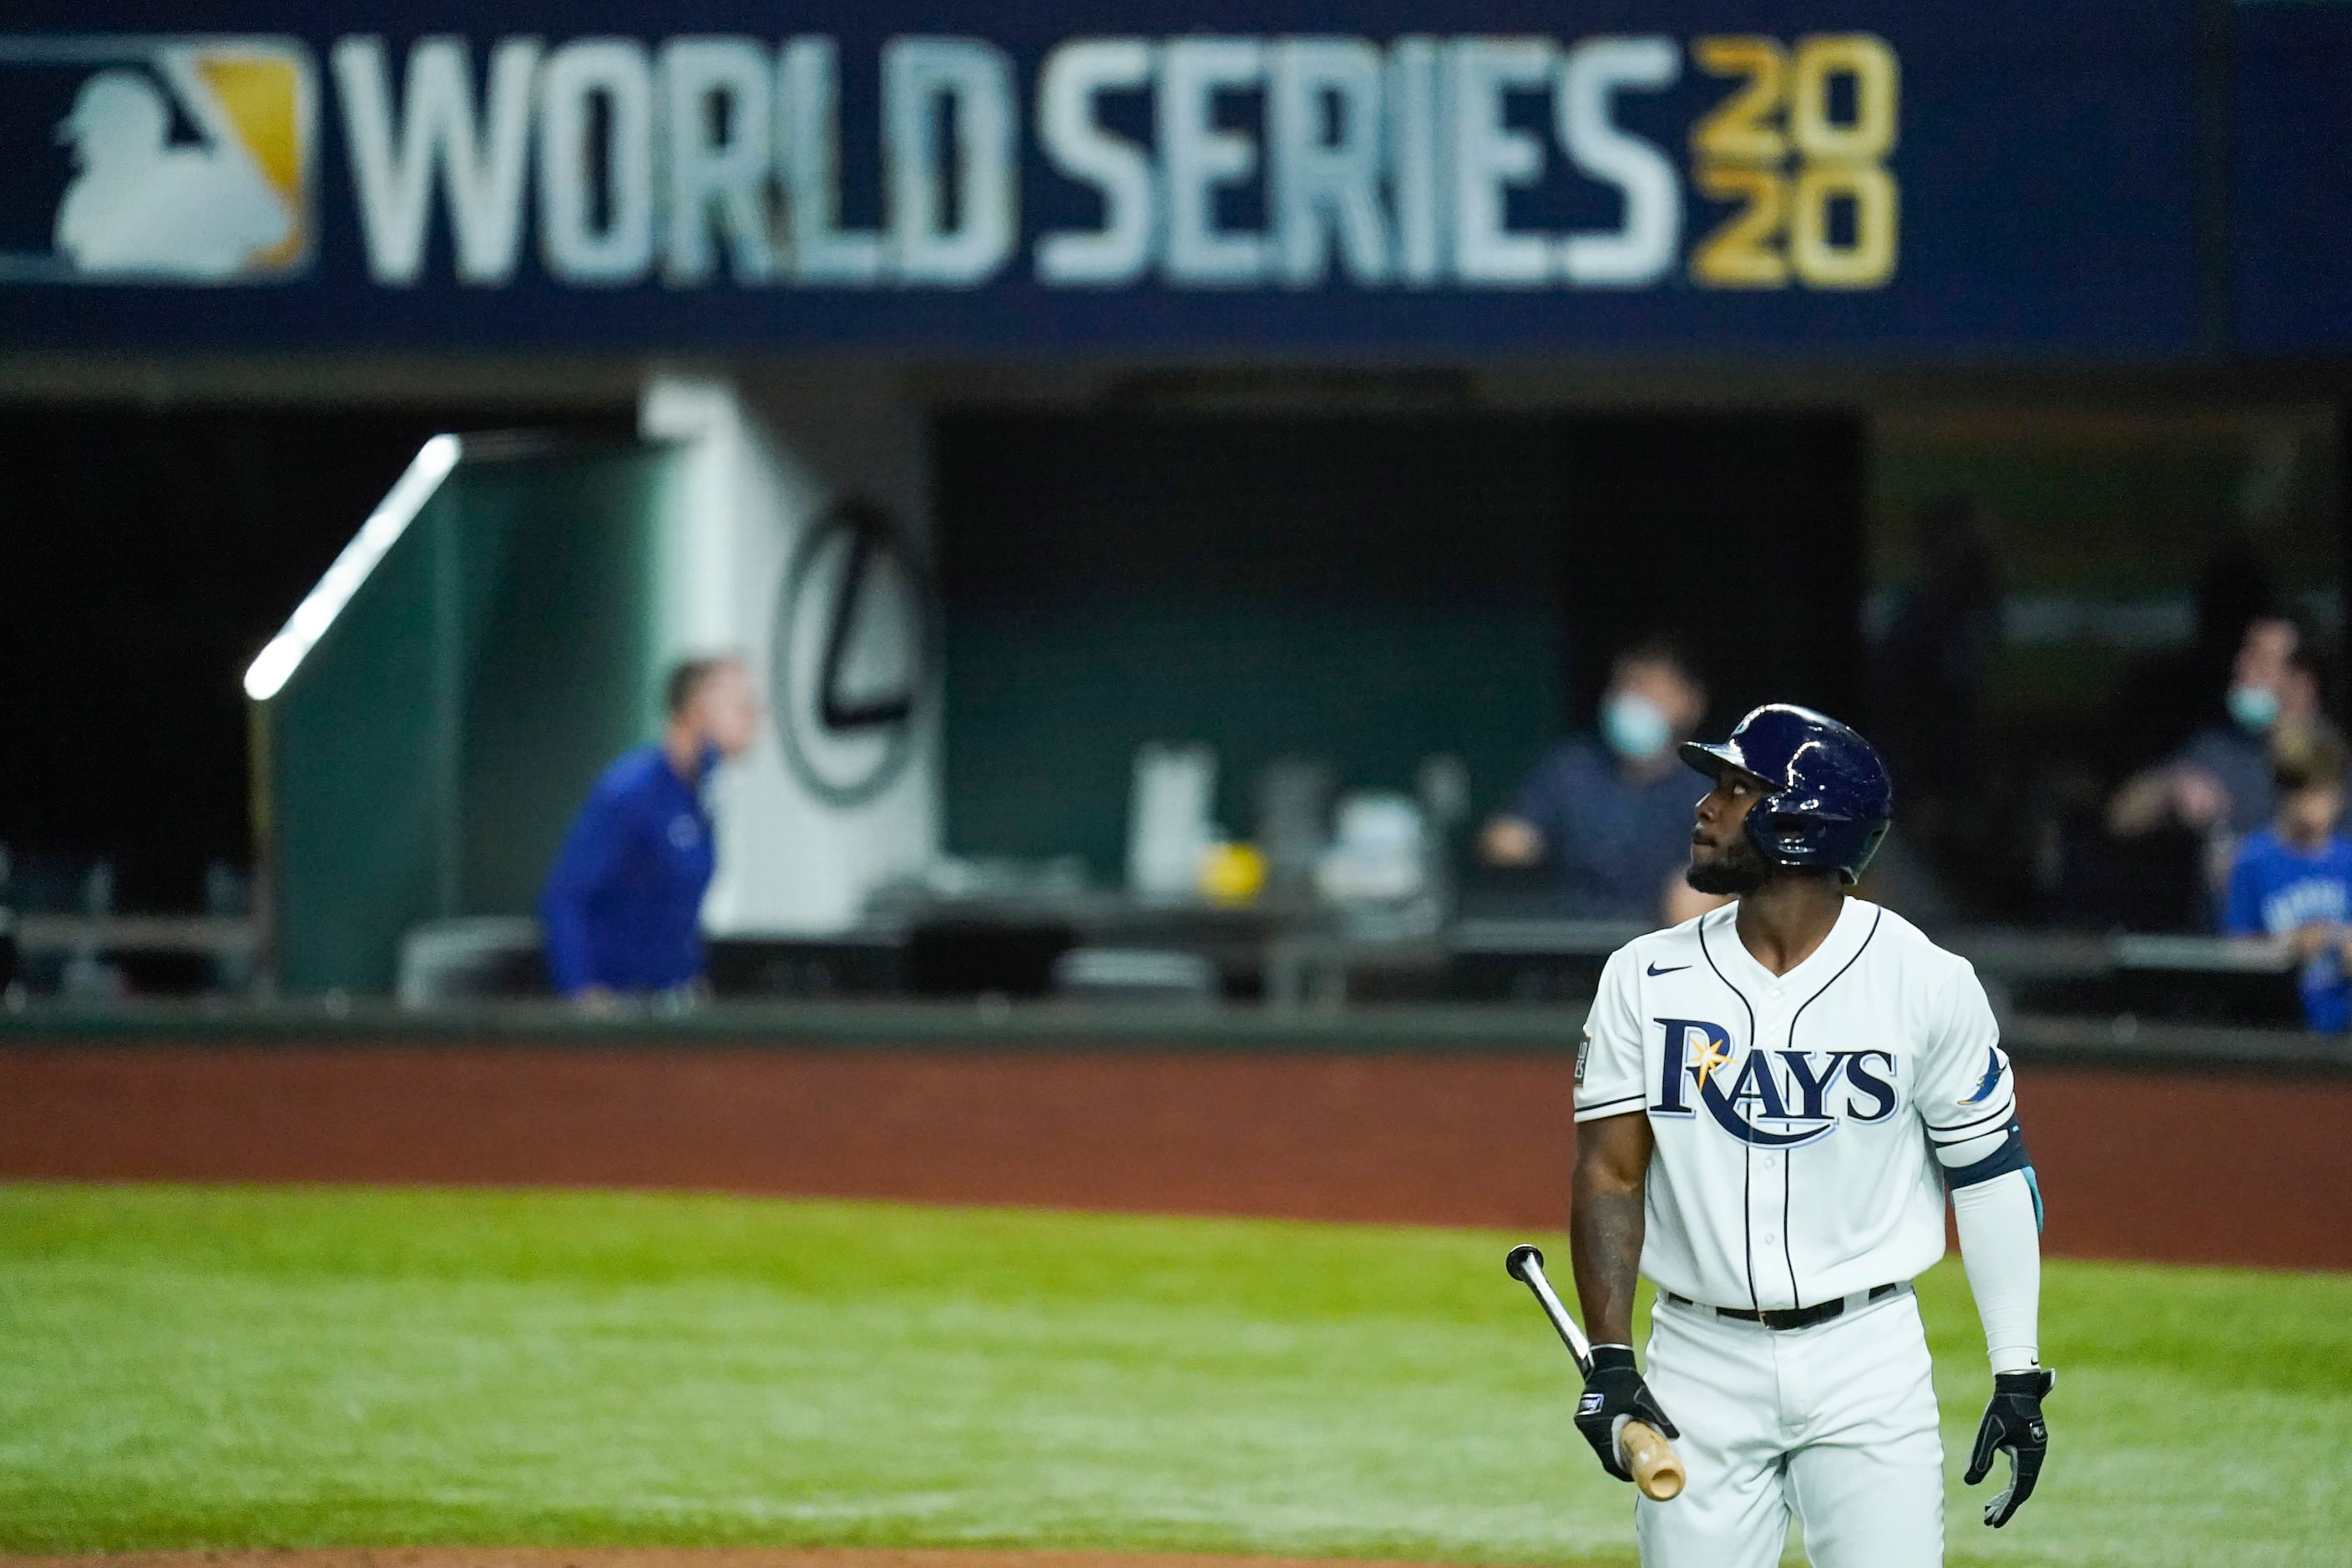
[
  {"x1": 1914, "y1": 965, "x2": 2016, "y2": 1131},
  {"x1": 1960, "y1": 1044, "x2": 2006, "y2": 1105}
]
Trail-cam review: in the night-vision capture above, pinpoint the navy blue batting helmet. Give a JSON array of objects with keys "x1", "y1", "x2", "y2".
[{"x1": 1679, "y1": 704, "x2": 1894, "y2": 885}]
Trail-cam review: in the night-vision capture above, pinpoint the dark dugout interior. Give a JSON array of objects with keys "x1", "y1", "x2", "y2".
[
  {"x1": 5, "y1": 401, "x2": 1867, "y2": 922},
  {"x1": 936, "y1": 407, "x2": 1864, "y2": 883},
  {"x1": 0, "y1": 403, "x2": 631, "y2": 918}
]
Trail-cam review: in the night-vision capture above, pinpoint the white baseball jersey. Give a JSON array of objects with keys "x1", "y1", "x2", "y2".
[{"x1": 1575, "y1": 897, "x2": 2016, "y2": 1313}]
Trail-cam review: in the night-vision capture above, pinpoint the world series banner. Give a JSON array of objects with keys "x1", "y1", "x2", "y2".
[{"x1": 0, "y1": 2, "x2": 2203, "y2": 351}]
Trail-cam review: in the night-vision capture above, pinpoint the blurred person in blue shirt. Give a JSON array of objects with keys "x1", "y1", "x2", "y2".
[
  {"x1": 2223, "y1": 726, "x2": 2352, "y2": 1031},
  {"x1": 540, "y1": 656, "x2": 758, "y2": 1008},
  {"x1": 1478, "y1": 636, "x2": 1719, "y2": 925}
]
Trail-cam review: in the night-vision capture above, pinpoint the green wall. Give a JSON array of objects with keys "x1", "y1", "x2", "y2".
[
  {"x1": 266, "y1": 440, "x2": 675, "y2": 994},
  {"x1": 936, "y1": 412, "x2": 1567, "y2": 878},
  {"x1": 935, "y1": 409, "x2": 1865, "y2": 883}
]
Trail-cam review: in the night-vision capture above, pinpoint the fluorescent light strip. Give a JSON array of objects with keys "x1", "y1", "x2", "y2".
[{"x1": 242, "y1": 434, "x2": 463, "y2": 701}]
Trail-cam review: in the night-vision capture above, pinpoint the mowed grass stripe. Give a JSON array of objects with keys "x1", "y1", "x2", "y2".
[{"x1": 0, "y1": 1185, "x2": 2344, "y2": 1567}]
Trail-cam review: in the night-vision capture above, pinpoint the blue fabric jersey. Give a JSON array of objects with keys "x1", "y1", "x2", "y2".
[
  {"x1": 1509, "y1": 738, "x2": 1702, "y2": 920},
  {"x1": 2223, "y1": 827, "x2": 2352, "y2": 1031},
  {"x1": 539, "y1": 744, "x2": 717, "y2": 996}
]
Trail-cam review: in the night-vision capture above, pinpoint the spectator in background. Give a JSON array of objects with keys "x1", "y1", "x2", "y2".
[
  {"x1": 540, "y1": 656, "x2": 758, "y2": 1009},
  {"x1": 1479, "y1": 636, "x2": 1718, "y2": 924},
  {"x1": 2107, "y1": 612, "x2": 2329, "y2": 860},
  {"x1": 2223, "y1": 726, "x2": 2352, "y2": 1031}
]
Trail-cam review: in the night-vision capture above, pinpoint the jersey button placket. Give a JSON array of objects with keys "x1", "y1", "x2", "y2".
[
  {"x1": 1752, "y1": 1001, "x2": 1793, "y2": 1309},
  {"x1": 1765, "y1": 1039, "x2": 1803, "y2": 1456}
]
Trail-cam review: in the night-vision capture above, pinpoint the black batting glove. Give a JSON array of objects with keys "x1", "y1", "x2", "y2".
[
  {"x1": 1574, "y1": 1344, "x2": 1678, "y2": 1485},
  {"x1": 1965, "y1": 1367, "x2": 2055, "y2": 1527}
]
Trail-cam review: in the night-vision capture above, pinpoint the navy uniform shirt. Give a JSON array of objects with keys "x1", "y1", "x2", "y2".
[
  {"x1": 1510, "y1": 738, "x2": 1700, "y2": 920},
  {"x1": 539, "y1": 744, "x2": 717, "y2": 995}
]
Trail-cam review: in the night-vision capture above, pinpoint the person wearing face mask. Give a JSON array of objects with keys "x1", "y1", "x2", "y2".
[
  {"x1": 2106, "y1": 613, "x2": 2329, "y2": 857},
  {"x1": 539, "y1": 655, "x2": 761, "y2": 1011},
  {"x1": 1480, "y1": 638, "x2": 1718, "y2": 923}
]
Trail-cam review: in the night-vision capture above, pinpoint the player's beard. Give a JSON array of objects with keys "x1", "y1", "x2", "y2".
[{"x1": 1686, "y1": 832, "x2": 1773, "y2": 896}]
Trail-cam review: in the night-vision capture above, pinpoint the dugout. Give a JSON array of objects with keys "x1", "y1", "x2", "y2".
[
  {"x1": 4, "y1": 363, "x2": 2339, "y2": 996},
  {"x1": 934, "y1": 401, "x2": 1864, "y2": 883},
  {"x1": 4, "y1": 5, "x2": 2352, "y2": 994}
]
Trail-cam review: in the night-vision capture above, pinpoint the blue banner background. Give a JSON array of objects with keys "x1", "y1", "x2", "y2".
[
  {"x1": 0, "y1": 0, "x2": 2206, "y2": 353},
  {"x1": 2233, "y1": 3, "x2": 2352, "y2": 355}
]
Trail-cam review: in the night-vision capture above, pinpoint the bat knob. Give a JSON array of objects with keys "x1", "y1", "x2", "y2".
[{"x1": 1505, "y1": 1242, "x2": 1545, "y2": 1280}]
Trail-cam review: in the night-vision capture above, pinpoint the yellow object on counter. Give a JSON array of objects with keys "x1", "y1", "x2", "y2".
[{"x1": 1198, "y1": 842, "x2": 1268, "y2": 905}]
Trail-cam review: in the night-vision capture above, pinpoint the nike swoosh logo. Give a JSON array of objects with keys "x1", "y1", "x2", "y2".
[{"x1": 1647, "y1": 962, "x2": 1691, "y2": 977}]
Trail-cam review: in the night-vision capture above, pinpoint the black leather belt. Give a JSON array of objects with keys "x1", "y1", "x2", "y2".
[{"x1": 1664, "y1": 1282, "x2": 1899, "y2": 1331}]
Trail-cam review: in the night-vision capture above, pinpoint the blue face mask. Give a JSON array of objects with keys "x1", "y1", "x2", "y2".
[
  {"x1": 2227, "y1": 683, "x2": 2280, "y2": 735},
  {"x1": 1603, "y1": 692, "x2": 1673, "y2": 761}
]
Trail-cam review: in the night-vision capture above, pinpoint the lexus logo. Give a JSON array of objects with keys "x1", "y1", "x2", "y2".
[{"x1": 771, "y1": 498, "x2": 934, "y2": 807}]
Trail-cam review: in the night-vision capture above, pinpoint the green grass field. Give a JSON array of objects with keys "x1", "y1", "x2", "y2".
[{"x1": 0, "y1": 1184, "x2": 2345, "y2": 1567}]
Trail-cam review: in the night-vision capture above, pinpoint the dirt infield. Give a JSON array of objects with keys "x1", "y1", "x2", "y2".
[
  {"x1": 0, "y1": 1554, "x2": 1544, "y2": 1568},
  {"x1": 0, "y1": 1044, "x2": 2344, "y2": 1268}
]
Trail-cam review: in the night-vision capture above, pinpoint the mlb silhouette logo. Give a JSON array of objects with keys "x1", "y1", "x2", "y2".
[{"x1": 0, "y1": 36, "x2": 315, "y2": 284}]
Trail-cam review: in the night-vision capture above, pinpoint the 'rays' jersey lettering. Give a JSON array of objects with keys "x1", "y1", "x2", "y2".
[{"x1": 1575, "y1": 898, "x2": 2016, "y2": 1313}]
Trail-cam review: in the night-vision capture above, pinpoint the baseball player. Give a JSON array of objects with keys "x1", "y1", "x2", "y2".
[{"x1": 1568, "y1": 703, "x2": 2051, "y2": 1567}]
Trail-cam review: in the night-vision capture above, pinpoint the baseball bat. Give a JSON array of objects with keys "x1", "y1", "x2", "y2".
[{"x1": 1505, "y1": 1243, "x2": 1686, "y2": 1502}]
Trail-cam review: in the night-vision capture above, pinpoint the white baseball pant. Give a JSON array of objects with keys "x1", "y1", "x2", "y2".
[{"x1": 1634, "y1": 1285, "x2": 1943, "y2": 1568}]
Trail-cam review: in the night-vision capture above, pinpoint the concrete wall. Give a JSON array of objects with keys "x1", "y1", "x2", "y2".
[{"x1": 640, "y1": 369, "x2": 939, "y2": 933}]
